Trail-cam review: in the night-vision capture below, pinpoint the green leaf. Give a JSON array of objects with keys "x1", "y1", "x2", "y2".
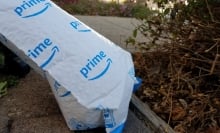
[
  {"x1": 0, "y1": 81, "x2": 7, "y2": 97},
  {"x1": 133, "y1": 29, "x2": 138, "y2": 38},
  {"x1": 0, "y1": 81, "x2": 7, "y2": 90},
  {"x1": 164, "y1": 8, "x2": 170, "y2": 15},
  {"x1": 0, "y1": 52, "x2": 5, "y2": 66}
]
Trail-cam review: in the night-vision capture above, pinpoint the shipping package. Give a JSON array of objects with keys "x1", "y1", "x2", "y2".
[{"x1": 0, "y1": 1, "x2": 138, "y2": 132}]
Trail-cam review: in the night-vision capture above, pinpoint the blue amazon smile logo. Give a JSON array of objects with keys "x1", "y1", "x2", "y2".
[
  {"x1": 54, "y1": 81, "x2": 71, "y2": 97},
  {"x1": 14, "y1": 0, "x2": 52, "y2": 18},
  {"x1": 70, "y1": 21, "x2": 91, "y2": 32},
  {"x1": 88, "y1": 58, "x2": 112, "y2": 80},
  {"x1": 80, "y1": 51, "x2": 112, "y2": 81},
  {"x1": 40, "y1": 46, "x2": 59, "y2": 68},
  {"x1": 27, "y1": 38, "x2": 59, "y2": 69}
]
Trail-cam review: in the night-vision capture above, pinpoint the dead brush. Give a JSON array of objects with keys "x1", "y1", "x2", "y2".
[{"x1": 132, "y1": 4, "x2": 220, "y2": 132}]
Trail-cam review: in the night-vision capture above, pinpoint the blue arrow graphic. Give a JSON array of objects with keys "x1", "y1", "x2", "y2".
[
  {"x1": 59, "y1": 91, "x2": 71, "y2": 97},
  {"x1": 40, "y1": 46, "x2": 59, "y2": 69},
  {"x1": 89, "y1": 58, "x2": 112, "y2": 81},
  {"x1": 22, "y1": 3, "x2": 52, "y2": 18}
]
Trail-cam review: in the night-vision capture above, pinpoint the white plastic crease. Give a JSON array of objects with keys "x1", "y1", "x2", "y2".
[{"x1": 0, "y1": 1, "x2": 138, "y2": 132}]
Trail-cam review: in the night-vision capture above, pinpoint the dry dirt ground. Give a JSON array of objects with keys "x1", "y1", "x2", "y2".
[
  {"x1": 0, "y1": 70, "x2": 149, "y2": 133},
  {"x1": 0, "y1": 70, "x2": 114, "y2": 133}
]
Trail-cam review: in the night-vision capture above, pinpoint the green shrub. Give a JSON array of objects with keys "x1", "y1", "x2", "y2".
[
  {"x1": 131, "y1": 4, "x2": 152, "y2": 19},
  {"x1": 53, "y1": 0, "x2": 153, "y2": 17}
]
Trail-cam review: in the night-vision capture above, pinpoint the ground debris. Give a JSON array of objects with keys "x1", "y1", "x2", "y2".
[{"x1": 133, "y1": 45, "x2": 220, "y2": 132}]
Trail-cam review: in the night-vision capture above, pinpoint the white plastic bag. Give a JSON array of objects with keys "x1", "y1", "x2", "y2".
[{"x1": 0, "y1": 1, "x2": 139, "y2": 132}]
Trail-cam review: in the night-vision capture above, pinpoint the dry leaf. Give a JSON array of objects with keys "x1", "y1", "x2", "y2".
[{"x1": 172, "y1": 106, "x2": 186, "y2": 121}]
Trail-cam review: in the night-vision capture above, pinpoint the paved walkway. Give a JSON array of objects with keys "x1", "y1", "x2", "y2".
[{"x1": 75, "y1": 15, "x2": 144, "y2": 52}]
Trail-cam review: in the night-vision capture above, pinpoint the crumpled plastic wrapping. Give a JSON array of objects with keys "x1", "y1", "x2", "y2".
[{"x1": 0, "y1": 1, "x2": 139, "y2": 132}]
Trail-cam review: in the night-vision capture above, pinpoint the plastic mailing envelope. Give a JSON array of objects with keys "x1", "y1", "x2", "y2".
[{"x1": 0, "y1": 1, "x2": 140, "y2": 133}]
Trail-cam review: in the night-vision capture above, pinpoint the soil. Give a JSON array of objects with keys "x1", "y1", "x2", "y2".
[
  {"x1": 0, "y1": 70, "x2": 108, "y2": 133},
  {"x1": 0, "y1": 70, "x2": 75, "y2": 133},
  {"x1": 0, "y1": 69, "x2": 150, "y2": 133}
]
